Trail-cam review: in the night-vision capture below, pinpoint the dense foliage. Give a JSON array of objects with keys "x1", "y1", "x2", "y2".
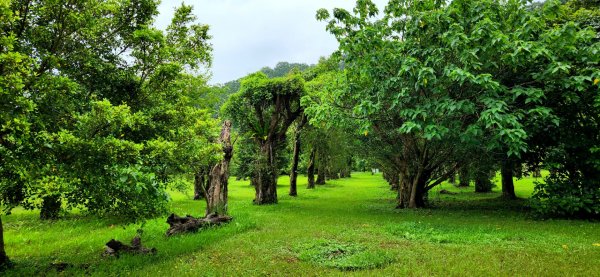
[
  {"x1": 0, "y1": 0, "x2": 220, "y2": 220},
  {"x1": 224, "y1": 72, "x2": 305, "y2": 204},
  {"x1": 316, "y1": 0, "x2": 599, "y2": 212}
]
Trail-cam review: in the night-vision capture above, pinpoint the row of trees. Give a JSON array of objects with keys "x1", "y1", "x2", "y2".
[{"x1": 310, "y1": 0, "x2": 599, "y2": 216}]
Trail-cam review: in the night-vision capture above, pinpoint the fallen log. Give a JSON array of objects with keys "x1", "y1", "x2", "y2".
[
  {"x1": 439, "y1": 189, "x2": 458, "y2": 195},
  {"x1": 165, "y1": 213, "x2": 232, "y2": 237},
  {"x1": 103, "y1": 230, "x2": 156, "y2": 257}
]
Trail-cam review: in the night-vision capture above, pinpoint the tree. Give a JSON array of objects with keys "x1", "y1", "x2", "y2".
[
  {"x1": 224, "y1": 73, "x2": 304, "y2": 204},
  {"x1": 204, "y1": 121, "x2": 233, "y2": 215},
  {"x1": 0, "y1": 0, "x2": 33, "y2": 266},
  {"x1": 316, "y1": 0, "x2": 597, "y2": 208},
  {"x1": 1, "y1": 0, "x2": 220, "y2": 220}
]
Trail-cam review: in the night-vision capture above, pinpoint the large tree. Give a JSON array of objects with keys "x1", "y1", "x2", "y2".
[
  {"x1": 0, "y1": 0, "x2": 32, "y2": 267},
  {"x1": 1, "y1": 0, "x2": 219, "y2": 220},
  {"x1": 316, "y1": 0, "x2": 598, "y2": 208},
  {"x1": 224, "y1": 73, "x2": 304, "y2": 204}
]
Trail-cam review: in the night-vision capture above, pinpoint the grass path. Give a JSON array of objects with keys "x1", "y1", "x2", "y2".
[{"x1": 4, "y1": 173, "x2": 600, "y2": 276}]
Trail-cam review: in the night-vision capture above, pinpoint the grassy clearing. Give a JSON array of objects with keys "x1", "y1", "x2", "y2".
[{"x1": 4, "y1": 172, "x2": 600, "y2": 276}]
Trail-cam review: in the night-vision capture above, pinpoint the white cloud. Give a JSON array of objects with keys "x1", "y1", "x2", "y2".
[{"x1": 155, "y1": 0, "x2": 386, "y2": 84}]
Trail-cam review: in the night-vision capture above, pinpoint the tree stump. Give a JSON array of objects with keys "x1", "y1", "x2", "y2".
[{"x1": 103, "y1": 231, "x2": 156, "y2": 257}]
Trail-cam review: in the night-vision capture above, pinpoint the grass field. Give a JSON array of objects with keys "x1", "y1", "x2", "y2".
[{"x1": 4, "y1": 172, "x2": 600, "y2": 276}]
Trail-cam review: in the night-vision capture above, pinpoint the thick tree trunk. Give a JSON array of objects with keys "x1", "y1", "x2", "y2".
[
  {"x1": 0, "y1": 216, "x2": 10, "y2": 269},
  {"x1": 289, "y1": 130, "x2": 302, "y2": 196},
  {"x1": 205, "y1": 121, "x2": 233, "y2": 215},
  {"x1": 316, "y1": 160, "x2": 325, "y2": 185},
  {"x1": 193, "y1": 172, "x2": 205, "y2": 200},
  {"x1": 398, "y1": 167, "x2": 429, "y2": 209},
  {"x1": 501, "y1": 160, "x2": 517, "y2": 199},
  {"x1": 253, "y1": 143, "x2": 278, "y2": 204},
  {"x1": 40, "y1": 195, "x2": 61, "y2": 220},
  {"x1": 306, "y1": 148, "x2": 316, "y2": 189}
]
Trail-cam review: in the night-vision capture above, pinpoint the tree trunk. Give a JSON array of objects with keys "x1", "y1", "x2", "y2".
[
  {"x1": 316, "y1": 160, "x2": 325, "y2": 185},
  {"x1": 0, "y1": 216, "x2": 10, "y2": 269},
  {"x1": 501, "y1": 160, "x2": 517, "y2": 199},
  {"x1": 40, "y1": 195, "x2": 61, "y2": 220},
  {"x1": 398, "y1": 167, "x2": 429, "y2": 209},
  {"x1": 193, "y1": 172, "x2": 205, "y2": 200},
  {"x1": 475, "y1": 170, "x2": 493, "y2": 193},
  {"x1": 306, "y1": 148, "x2": 316, "y2": 189},
  {"x1": 396, "y1": 175, "x2": 411, "y2": 208},
  {"x1": 205, "y1": 121, "x2": 233, "y2": 215},
  {"x1": 458, "y1": 167, "x2": 470, "y2": 187},
  {"x1": 386, "y1": 171, "x2": 399, "y2": 191},
  {"x1": 253, "y1": 142, "x2": 278, "y2": 204},
  {"x1": 327, "y1": 168, "x2": 339, "y2": 180},
  {"x1": 289, "y1": 129, "x2": 302, "y2": 196}
]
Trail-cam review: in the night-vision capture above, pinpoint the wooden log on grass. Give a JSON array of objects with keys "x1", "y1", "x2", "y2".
[
  {"x1": 165, "y1": 213, "x2": 232, "y2": 236},
  {"x1": 103, "y1": 230, "x2": 156, "y2": 257}
]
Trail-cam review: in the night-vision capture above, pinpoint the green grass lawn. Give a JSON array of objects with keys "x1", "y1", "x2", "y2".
[{"x1": 4, "y1": 172, "x2": 600, "y2": 276}]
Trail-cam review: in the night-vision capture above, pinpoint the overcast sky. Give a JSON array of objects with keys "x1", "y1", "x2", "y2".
[{"x1": 154, "y1": 0, "x2": 386, "y2": 84}]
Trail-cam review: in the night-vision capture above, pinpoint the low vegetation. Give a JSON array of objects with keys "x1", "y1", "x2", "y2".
[{"x1": 4, "y1": 173, "x2": 599, "y2": 275}]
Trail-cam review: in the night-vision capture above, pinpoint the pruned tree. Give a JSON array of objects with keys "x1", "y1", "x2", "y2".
[
  {"x1": 205, "y1": 120, "x2": 233, "y2": 215},
  {"x1": 166, "y1": 121, "x2": 233, "y2": 236},
  {"x1": 224, "y1": 73, "x2": 304, "y2": 204}
]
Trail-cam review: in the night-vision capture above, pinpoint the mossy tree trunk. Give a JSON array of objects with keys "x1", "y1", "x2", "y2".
[
  {"x1": 205, "y1": 121, "x2": 233, "y2": 215},
  {"x1": 253, "y1": 142, "x2": 279, "y2": 204}
]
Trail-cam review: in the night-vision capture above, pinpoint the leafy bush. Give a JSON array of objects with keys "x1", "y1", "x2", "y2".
[{"x1": 531, "y1": 175, "x2": 600, "y2": 219}]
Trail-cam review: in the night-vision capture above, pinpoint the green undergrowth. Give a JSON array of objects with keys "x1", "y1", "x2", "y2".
[
  {"x1": 3, "y1": 172, "x2": 599, "y2": 276},
  {"x1": 294, "y1": 239, "x2": 394, "y2": 270}
]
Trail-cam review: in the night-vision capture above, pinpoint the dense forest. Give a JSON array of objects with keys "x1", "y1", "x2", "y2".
[{"x1": 1, "y1": 0, "x2": 599, "y2": 275}]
